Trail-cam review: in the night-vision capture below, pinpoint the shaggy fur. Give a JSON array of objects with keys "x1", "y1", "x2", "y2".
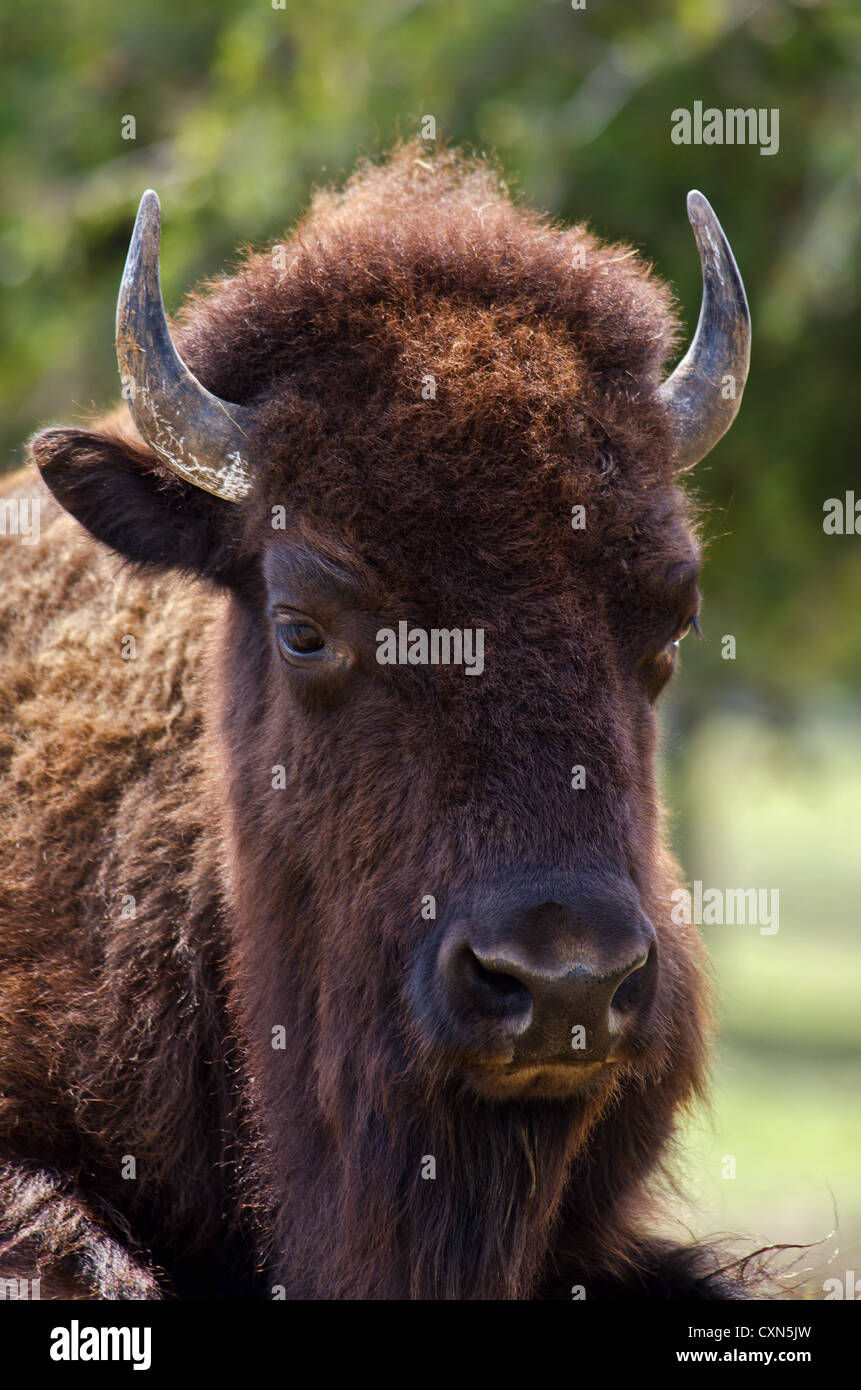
[{"x1": 0, "y1": 144, "x2": 739, "y2": 1299}]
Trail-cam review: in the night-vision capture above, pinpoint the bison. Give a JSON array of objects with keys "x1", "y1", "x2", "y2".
[{"x1": 0, "y1": 145, "x2": 750, "y2": 1300}]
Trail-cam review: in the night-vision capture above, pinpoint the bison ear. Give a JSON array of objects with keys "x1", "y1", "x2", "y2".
[{"x1": 31, "y1": 426, "x2": 245, "y2": 582}]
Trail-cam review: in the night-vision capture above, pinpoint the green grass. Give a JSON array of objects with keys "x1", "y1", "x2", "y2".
[
  {"x1": 661, "y1": 710, "x2": 861, "y2": 1293},
  {"x1": 712, "y1": 933, "x2": 861, "y2": 1053},
  {"x1": 673, "y1": 1046, "x2": 860, "y2": 1292}
]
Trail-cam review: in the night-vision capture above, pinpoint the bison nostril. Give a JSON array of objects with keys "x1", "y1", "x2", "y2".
[
  {"x1": 462, "y1": 949, "x2": 532, "y2": 1019},
  {"x1": 609, "y1": 951, "x2": 651, "y2": 1013}
]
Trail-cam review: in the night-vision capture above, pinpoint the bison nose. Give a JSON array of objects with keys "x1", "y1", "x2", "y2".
[
  {"x1": 432, "y1": 892, "x2": 657, "y2": 1067},
  {"x1": 450, "y1": 941, "x2": 651, "y2": 1043}
]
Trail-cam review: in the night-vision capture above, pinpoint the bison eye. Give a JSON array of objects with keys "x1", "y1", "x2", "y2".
[
  {"x1": 277, "y1": 618, "x2": 326, "y2": 661},
  {"x1": 641, "y1": 613, "x2": 701, "y2": 702},
  {"x1": 668, "y1": 612, "x2": 701, "y2": 651},
  {"x1": 674, "y1": 612, "x2": 702, "y2": 646}
]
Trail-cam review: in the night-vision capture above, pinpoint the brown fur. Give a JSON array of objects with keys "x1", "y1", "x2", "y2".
[{"x1": 0, "y1": 145, "x2": 738, "y2": 1299}]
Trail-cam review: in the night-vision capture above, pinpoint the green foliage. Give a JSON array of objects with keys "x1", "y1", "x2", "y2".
[{"x1": 1, "y1": 0, "x2": 859, "y2": 693}]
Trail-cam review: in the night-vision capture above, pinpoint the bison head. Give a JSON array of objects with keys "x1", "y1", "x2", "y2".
[{"x1": 32, "y1": 147, "x2": 749, "y2": 1298}]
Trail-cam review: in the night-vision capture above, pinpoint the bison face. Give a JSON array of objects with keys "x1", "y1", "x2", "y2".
[
  {"x1": 213, "y1": 506, "x2": 703, "y2": 1108},
  {"x1": 32, "y1": 150, "x2": 749, "y2": 1296}
]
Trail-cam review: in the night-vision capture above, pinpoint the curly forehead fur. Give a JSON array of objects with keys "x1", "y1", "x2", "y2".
[{"x1": 173, "y1": 143, "x2": 692, "y2": 602}]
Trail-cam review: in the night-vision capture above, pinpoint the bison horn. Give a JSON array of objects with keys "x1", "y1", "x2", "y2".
[
  {"x1": 116, "y1": 190, "x2": 253, "y2": 502},
  {"x1": 658, "y1": 190, "x2": 751, "y2": 473}
]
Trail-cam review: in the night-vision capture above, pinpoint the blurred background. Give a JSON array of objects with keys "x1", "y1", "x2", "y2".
[{"x1": 1, "y1": 0, "x2": 858, "y2": 1295}]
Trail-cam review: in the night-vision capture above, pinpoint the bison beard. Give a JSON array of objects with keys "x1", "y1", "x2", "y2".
[{"x1": 0, "y1": 143, "x2": 749, "y2": 1299}]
